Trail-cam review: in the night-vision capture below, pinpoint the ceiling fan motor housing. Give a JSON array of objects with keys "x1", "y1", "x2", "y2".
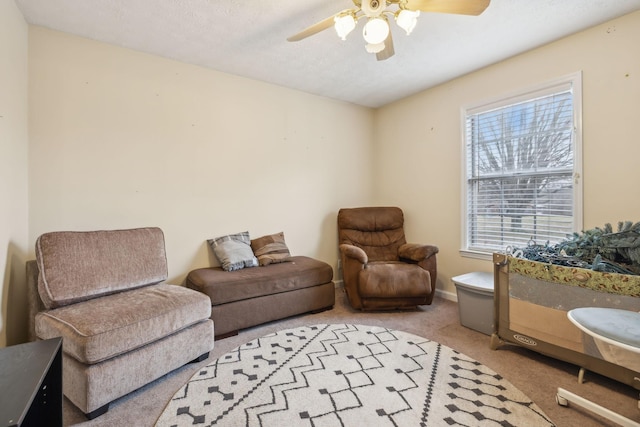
[{"x1": 362, "y1": 0, "x2": 386, "y2": 17}]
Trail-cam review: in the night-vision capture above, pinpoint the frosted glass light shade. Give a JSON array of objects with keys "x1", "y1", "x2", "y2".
[
  {"x1": 363, "y1": 18, "x2": 389, "y2": 44},
  {"x1": 396, "y1": 9, "x2": 420, "y2": 35},
  {"x1": 334, "y1": 14, "x2": 356, "y2": 40},
  {"x1": 365, "y1": 42, "x2": 385, "y2": 53}
]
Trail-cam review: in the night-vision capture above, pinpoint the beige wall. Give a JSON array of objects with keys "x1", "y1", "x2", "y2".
[
  {"x1": 6, "y1": 10, "x2": 639, "y2": 344},
  {"x1": 0, "y1": 1, "x2": 29, "y2": 346},
  {"x1": 28, "y1": 27, "x2": 375, "y2": 285},
  {"x1": 374, "y1": 11, "x2": 640, "y2": 296}
]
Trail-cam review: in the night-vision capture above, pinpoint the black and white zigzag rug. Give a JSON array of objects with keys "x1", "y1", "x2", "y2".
[{"x1": 155, "y1": 324, "x2": 554, "y2": 426}]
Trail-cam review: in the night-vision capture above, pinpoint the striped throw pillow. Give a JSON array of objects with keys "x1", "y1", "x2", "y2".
[{"x1": 251, "y1": 232, "x2": 291, "y2": 266}]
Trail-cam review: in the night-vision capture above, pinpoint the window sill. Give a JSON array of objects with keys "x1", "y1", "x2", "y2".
[{"x1": 459, "y1": 249, "x2": 494, "y2": 261}]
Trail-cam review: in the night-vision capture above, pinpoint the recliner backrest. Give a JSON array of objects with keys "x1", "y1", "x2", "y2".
[{"x1": 337, "y1": 207, "x2": 407, "y2": 262}]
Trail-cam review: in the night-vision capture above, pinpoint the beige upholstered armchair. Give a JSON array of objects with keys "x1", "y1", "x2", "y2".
[
  {"x1": 27, "y1": 227, "x2": 214, "y2": 419},
  {"x1": 337, "y1": 207, "x2": 439, "y2": 310}
]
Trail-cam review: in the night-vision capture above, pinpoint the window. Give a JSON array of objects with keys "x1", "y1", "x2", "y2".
[{"x1": 462, "y1": 73, "x2": 582, "y2": 257}]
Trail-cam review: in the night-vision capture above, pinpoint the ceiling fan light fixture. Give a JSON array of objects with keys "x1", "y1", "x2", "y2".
[
  {"x1": 365, "y1": 42, "x2": 386, "y2": 53},
  {"x1": 362, "y1": 17, "x2": 389, "y2": 45},
  {"x1": 287, "y1": 0, "x2": 492, "y2": 61},
  {"x1": 396, "y1": 9, "x2": 420, "y2": 35},
  {"x1": 334, "y1": 13, "x2": 356, "y2": 40}
]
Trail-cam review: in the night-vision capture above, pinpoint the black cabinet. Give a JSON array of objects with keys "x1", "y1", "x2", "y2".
[{"x1": 0, "y1": 338, "x2": 62, "y2": 427}]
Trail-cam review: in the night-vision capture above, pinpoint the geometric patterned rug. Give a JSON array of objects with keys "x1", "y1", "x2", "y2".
[{"x1": 155, "y1": 324, "x2": 555, "y2": 426}]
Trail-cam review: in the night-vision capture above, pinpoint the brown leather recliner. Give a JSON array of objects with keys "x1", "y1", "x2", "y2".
[{"x1": 337, "y1": 207, "x2": 439, "y2": 310}]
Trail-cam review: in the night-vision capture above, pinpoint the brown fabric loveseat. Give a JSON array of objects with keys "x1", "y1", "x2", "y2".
[
  {"x1": 187, "y1": 256, "x2": 335, "y2": 339},
  {"x1": 27, "y1": 227, "x2": 214, "y2": 419}
]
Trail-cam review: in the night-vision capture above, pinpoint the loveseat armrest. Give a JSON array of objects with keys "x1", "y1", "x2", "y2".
[
  {"x1": 398, "y1": 243, "x2": 439, "y2": 262},
  {"x1": 339, "y1": 244, "x2": 368, "y2": 265}
]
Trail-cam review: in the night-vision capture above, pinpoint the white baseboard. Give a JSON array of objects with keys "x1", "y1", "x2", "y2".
[{"x1": 436, "y1": 288, "x2": 458, "y2": 302}]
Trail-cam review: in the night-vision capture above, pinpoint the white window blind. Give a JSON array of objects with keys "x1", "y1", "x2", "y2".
[{"x1": 463, "y1": 75, "x2": 582, "y2": 255}]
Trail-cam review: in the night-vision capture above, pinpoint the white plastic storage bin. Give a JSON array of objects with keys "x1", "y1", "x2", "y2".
[{"x1": 452, "y1": 272, "x2": 494, "y2": 335}]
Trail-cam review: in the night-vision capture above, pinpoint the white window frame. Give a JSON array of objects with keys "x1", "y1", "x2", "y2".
[{"x1": 460, "y1": 72, "x2": 583, "y2": 260}]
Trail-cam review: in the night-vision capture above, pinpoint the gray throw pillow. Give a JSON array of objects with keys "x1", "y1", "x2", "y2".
[{"x1": 208, "y1": 231, "x2": 258, "y2": 271}]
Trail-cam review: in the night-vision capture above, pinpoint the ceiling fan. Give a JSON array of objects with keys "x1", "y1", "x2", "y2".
[{"x1": 287, "y1": 0, "x2": 490, "y2": 61}]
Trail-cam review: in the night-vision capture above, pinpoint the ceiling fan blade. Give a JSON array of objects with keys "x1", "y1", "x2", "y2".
[
  {"x1": 376, "y1": 31, "x2": 395, "y2": 61},
  {"x1": 287, "y1": 15, "x2": 336, "y2": 42},
  {"x1": 405, "y1": 0, "x2": 490, "y2": 16}
]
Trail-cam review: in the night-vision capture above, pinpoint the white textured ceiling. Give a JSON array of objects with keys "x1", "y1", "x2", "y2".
[{"x1": 15, "y1": 0, "x2": 640, "y2": 108}]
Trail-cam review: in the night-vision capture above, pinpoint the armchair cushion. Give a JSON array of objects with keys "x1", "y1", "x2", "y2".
[
  {"x1": 360, "y1": 262, "x2": 431, "y2": 300},
  {"x1": 35, "y1": 283, "x2": 211, "y2": 364},
  {"x1": 35, "y1": 227, "x2": 168, "y2": 309},
  {"x1": 337, "y1": 207, "x2": 405, "y2": 262}
]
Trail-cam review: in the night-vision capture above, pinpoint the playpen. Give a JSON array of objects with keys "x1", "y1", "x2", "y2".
[{"x1": 491, "y1": 253, "x2": 640, "y2": 390}]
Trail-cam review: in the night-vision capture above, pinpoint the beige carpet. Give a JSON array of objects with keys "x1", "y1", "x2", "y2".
[{"x1": 65, "y1": 286, "x2": 639, "y2": 427}]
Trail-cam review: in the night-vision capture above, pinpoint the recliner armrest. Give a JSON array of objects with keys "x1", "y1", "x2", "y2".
[
  {"x1": 398, "y1": 243, "x2": 439, "y2": 262},
  {"x1": 339, "y1": 244, "x2": 368, "y2": 265}
]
